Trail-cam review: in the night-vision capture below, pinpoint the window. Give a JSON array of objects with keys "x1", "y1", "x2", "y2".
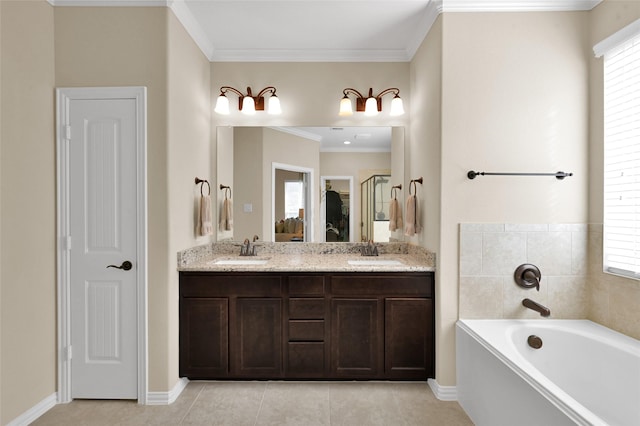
[
  {"x1": 596, "y1": 19, "x2": 640, "y2": 279},
  {"x1": 284, "y1": 180, "x2": 305, "y2": 219}
]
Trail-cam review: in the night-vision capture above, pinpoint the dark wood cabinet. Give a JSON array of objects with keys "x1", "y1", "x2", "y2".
[
  {"x1": 179, "y1": 298, "x2": 228, "y2": 378},
  {"x1": 233, "y1": 298, "x2": 282, "y2": 377},
  {"x1": 385, "y1": 298, "x2": 434, "y2": 378},
  {"x1": 330, "y1": 298, "x2": 383, "y2": 377},
  {"x1": 179, "y1": 270, "x2": 434, "y2": 380}
]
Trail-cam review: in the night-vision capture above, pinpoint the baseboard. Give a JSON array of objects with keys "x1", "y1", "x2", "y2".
[
  {"x1": 6, "y1": 392, "x2": 57, "y2": 426},
  {"x1": 428, "y1": 378, "x2": 457, "y2": 401},
  {"x1": 146, "y1": 377, "x2": 189, "y2": 405}
]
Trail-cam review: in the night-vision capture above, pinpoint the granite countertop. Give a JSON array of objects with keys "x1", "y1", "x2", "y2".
[{"x1": 178, "y1": 242, "x2": 435, "y2": 273}]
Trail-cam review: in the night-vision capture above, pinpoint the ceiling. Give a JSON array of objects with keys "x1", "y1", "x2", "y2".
[
  {"x1": 51, "y1": 0, "x2": 602, "y2": 62},
  {"x1": 274, "y1": 126, "x2": 393, "y2": 152}
]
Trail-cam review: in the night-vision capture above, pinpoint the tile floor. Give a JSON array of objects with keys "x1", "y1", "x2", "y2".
[{"x1": 33, "y1": 381, "x2": 473, "y2": 425}]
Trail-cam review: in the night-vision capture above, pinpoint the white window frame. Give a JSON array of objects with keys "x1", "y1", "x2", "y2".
[{"x1": 595, "y1": 19, "x2": 640, "y2": 280}]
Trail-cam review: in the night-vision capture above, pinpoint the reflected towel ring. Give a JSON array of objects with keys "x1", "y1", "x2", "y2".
[
  {"x1": 195, "y1": 177, "x2": 210, "y2": 196},
  {"x1": 391, "y1": 184, "x2": 402, "y2": 199},
  {"x1": 409, "y1": 177, "x2": 423, "y2": 195},
  {"x1": 219, "y1": 184, "x2": 231, "y2": 199}
]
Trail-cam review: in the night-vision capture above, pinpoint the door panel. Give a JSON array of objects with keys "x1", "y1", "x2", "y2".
[
  {"x1": 385, "y1": 298, "x2": 432, "y2": 378},
  {"x1": 330, "y1": 298, "x2": 382, "y2": 377},
  {"x1": 70, "y1": 98, "x2": 138, "y2": 399},
  {"x1": 233, "y1": 298, "x2": 282, "y2": 377}
]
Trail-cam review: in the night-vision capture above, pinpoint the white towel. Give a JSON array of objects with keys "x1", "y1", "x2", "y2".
[
  {"x1": 200, "y1": 195, "x2": 213, "y2": 236},
  {"x1": 388, "y1": 198, "x2": 403, "y2": 231},
  {"x1": 404, "y1": 195, "x2": 422, "y2": 237},
  {"x1": 219, "y1": 197, "x2": 233, "y2": 231}
]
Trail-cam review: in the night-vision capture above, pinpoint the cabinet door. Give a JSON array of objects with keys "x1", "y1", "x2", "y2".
[
  {"x1": 179, "y1": 298, "x2": 228, "y2": 378},
  {"x1": 385, "y1": 298, "x2": 433, "y2": 379},
  {"x1": 233, "y1": 298, "x2": 283, "y2": 377},
  {"x1": 330, "y1": 298, "x2": 383, "y2": 378}
]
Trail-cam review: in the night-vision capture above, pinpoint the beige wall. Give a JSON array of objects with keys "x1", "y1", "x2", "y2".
[
  {"x1": 409, "y1": 14, "x2": 444, "y2": 383},
  {"x1": 233, "y1": 128, "x2": 264, "y2": 240},
  {"x1": 166, "y1": 10, "x2": 212, "y2": 392},
  {"x1": 422, "y1": 11, "x2": 590, "y2": 386},
  {"x1": 55, "y1": 6, "x2": 172, "y2": 392},
  {"x1": 0, "y1": 1, "x2": 56, "y2": 423},
  {"x1": 56, "y1": 5, "x2": 211, "y2": 394},
  {"x1": 587, "y1": 1, "x2": 640, "y2": 341}
]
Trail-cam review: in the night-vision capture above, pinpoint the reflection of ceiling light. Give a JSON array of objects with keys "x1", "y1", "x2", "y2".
[{"x1": 343, "y1": 140, "x2": 351, "y2": 145}]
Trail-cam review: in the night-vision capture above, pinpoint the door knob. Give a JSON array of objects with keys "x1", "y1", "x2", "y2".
[{"x1": 107, "y1": 261, "x2": 133, "y2": 271}]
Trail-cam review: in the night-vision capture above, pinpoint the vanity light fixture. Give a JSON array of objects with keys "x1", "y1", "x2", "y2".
[
  {"x1": 339, "y1": 87, "x2": 404, "y2": 117},
  {"x1": 214, "y1": 86, "x2": 281, "y2": 115}
]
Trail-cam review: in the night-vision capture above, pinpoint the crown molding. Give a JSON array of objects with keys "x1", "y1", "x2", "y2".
[
  {"x1": 168, "y1": 0, "x2": 216, "y2": 60},
  {"x1": 209, "y1": 48, "x2": 412, "y2": 63},
  {"x1": 442, "y1": 0, "x2": 601, "y2": 12},
  {"x1": 48, "y1": 0, "x2": 169, "y2": 5},
  {"x1": 47, "y1": 0, "x2": 603, "y2": 62},
  {"x1": 406, "y1": 0, "x2": 443, "y2": 60},
  {"x1": 269, "y1": 127, "x2": 323, "y2": 142}
]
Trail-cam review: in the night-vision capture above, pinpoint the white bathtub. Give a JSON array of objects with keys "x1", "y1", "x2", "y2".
[{"x1": 456, "y1": 319, "x2": 640, "y2": 426}]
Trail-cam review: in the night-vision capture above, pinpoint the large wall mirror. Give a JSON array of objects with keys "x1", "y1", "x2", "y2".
[{"x1": 216, "y1": 126, "x2": 405, "y2": 243}]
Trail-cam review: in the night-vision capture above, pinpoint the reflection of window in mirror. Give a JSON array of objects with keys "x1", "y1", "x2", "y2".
[{"x1": 284, "y1": 180, "x2": 305, "y2": 219}]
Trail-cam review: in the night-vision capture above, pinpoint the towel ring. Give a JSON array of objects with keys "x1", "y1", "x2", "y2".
[{"x1": 195, "y1": 177, "x2": 210, "y2": 196}]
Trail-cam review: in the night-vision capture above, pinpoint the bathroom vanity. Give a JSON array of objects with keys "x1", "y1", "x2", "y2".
[{"x1": 178, "y1": 243, "x2": 435, "y2": 381}]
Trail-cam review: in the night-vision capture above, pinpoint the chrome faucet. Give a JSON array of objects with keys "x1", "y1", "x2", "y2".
[
  {"x1": 360, "y1": 240, "x2": 379, "y2": 256},
  {"x1": 239, "y1": 237, "x2": 258, "y2": 256},
  {"x1": 522, "y1": 298, "x2": 551, "y2": 317}
]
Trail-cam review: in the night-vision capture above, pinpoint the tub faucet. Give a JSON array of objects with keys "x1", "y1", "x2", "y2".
[{"x1": 522, "y1": 298, "x2": 551, "y2": 317}]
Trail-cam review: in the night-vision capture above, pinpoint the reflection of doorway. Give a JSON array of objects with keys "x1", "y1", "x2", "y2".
[
  {"x1": 321, "y1": 176, "x2": 354, "y2": 242},
  {"x1": 272, "y1": 163, "x2": 313, "y2": 242}
]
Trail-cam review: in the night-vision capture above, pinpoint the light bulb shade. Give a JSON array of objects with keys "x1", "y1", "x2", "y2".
[
  {"x1": 364, "y1": 97, "x2": 378, "y2": 116},
  {"x1": 267, "y1": 95, "x2": 281, "y2": 115},
  {"x1": 339, "y1": 97, "x2": 353, "y2": 116},
  {"x1": 241, "y1": 96, "x2": 256, "y2": 115},
  {"x1": 389, "y1": 96, "x2": 404, "y2": 116},
  {"x1": 214, "y1": 94, "x2": 230, "y2": 115}
]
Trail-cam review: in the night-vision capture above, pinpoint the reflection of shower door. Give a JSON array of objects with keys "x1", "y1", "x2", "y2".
[{"x1": 361, "y1": 175, "x2": 390, "y2": 242}]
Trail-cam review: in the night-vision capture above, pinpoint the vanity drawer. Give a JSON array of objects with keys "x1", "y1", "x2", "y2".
[
  {"x1": 289, "y1": 320, "x2": 324, "y2": 341},
  {"x1": 330, "y1": 274, "x2": 432, "y2": 297},
  {"x1": 289, "y1": 276, "x2": 325, "y2": 296},
  {"x1": 289, "y1": 298, "x2": 325, "y2": 319},
  {"x1": 180, "y1": 273, "x2": 282, "y2": 297}
]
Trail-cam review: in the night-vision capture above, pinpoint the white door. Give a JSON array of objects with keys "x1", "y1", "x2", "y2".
[{"x1": 68, "y1": 97, "x2": 139, "y2": 399}]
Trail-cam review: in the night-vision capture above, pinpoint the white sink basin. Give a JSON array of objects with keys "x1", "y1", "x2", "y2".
[
  {"x1": 348, "y1": 259, "x2": 404, "y2": 266},
  {"x1": 212, "y1": 259, "x2": 269, "y2": 266}
]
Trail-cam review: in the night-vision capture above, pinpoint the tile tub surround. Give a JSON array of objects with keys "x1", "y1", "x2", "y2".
[
  {"x1": 588, "y1": 223, "x2": 640, "y2": 341},
  {"x1": 177, "y1": 242, "x2": 435, "y2": 272},
  {"x1": 459, "y1": 223, "x2": 589, "y2": 319}
]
